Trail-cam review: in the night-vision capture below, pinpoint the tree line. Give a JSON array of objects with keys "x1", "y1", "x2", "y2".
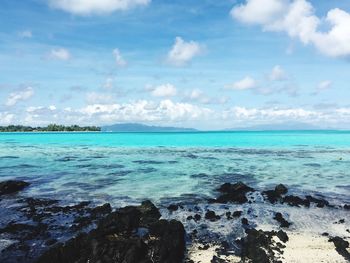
[{"x1": 0, "y1": 124, "x2": 101, "y2": 132}]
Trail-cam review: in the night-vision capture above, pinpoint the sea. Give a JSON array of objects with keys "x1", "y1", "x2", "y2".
[{"x1": 0, "y1": 131, "x2": 349, "y2": 206}]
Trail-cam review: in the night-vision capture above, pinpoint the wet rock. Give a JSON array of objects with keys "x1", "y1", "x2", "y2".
[
  {"x1": 335, "y1": 219, "x2": 345, "y2": 224},
  {"x1": 211, "y1": 256, "x2": 226, "y2": 263},
  {"x1": 218, "y1": 182, "x2": 254, "y2": 194},
  {"x1": 216, "y1": 182, "x2": 254, "y2": 204},
  {"x1": 149, "y1": 219, "x2": 186, "y2": 263},
  {"x1": 97, "y1": 206, "x2": 141, "y2": 235},
  {"x1": 194, "y1": 214, "x2": 201, "y2": 222},
  {"x1": 138, "y1": 200, "x2": 161, "y2": 227},
  {"x1": 283, "y1": 195, "x2": 310, "y2": 207},
  {"x1": 37, "y1": 201, "x2": 185, "y2": 263},
  {"x1": 305, "y1": 196, "x2": 329, "y2": 208},
  {"x1": 262, "y1": 190, "x2": 281, "y2": 204},
  {"x1": 205, "y1": 210, "x2": 221, "y2": 222},
  {"x1": 232, "y1": 211, "x2": 242, "y2": 217},
  {"x1": 276, "y1": 230, "x2": 288, "y2": 243},
  {"x1": 344, "y1": 204, "x2": 350, "y2": 210},
  {"x1": 0, "y1": 180, "x2": 30, "y2": 195},
  {"x1": 45, "y1": 239, "x2": 57, "y2": 246},
  {"x1": 91, "y1": 203, "x2": 112, "y2": 216},
  {"x1": 241, "y1": 218, "x2": 249, "y2": 226},
  {"x1": 239, "y1": 228, "x2": 281, "y2": 263},
  {"x1": 329, "y1": 236, "x2": 350, "y2": 261},
  {"x1": 198, "y1": 244, "x2": 210, "y2": 250},
  {"x1": 167, "y1": 204, "x2": 179, "y2": 212},
  {"x1": 262, "y1": 184, "x2": 288, "y2": 204},
  {"x1": 275, "y1": 184, "x2": 288, "y2": 195},
  {"x1": 273, "y1": 212, "x2": 291, "y2": 228}
]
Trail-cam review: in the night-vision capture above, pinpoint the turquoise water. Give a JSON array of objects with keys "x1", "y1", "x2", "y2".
[
  {"x1": 1, "y1": 130, "x2": 350, "y2": 147},
  {"x1": 0, "y1": 131, "x2": 349, "y2": 205}
]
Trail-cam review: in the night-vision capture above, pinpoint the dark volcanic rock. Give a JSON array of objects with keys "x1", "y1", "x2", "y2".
[
  {"x1": 211, "y1": 255, "x2": 226, "y2": 262},
  {"x1": 149, "y1": 219, "x2": 186, "y2": 263},
  {"x1": 283, "y1": 195, "x2": 310, "y2": 207},
  {"x1": 241, "y1": 218, "x2": 249, "y2": 226},
  {"x1": 37, "y1": 201, "x2": 185, "y2": 263},
  {"x1": 329, "y1": 236, "x2": 350, "y2": 261},
  {"x1": 205, "y1": 210, "x2": 221, "y2": 222},
  {"x1": 138, "y1": 200, "x2": 162, "y2": 227},
  {"x1": 91, "y1": 203, "x2": 112, "y2": 216},
  {"x1": 273, "y1": 212, "x2": 291, "y2": 228},
  {"x1": 262, "y1": 184, "x2": 331, "y2": 208},
  {"x1": 262, "y1": 190, "x2": 281, "y2": 204},
  {"x1": 0, "y1": 180, "x2": 30, "y2": 195},
  {"x1": 276, "y1": 230, "x2": 288, "y2": 243},
  {"x1": 216, "y1": 182, "x2": 254, "y2": 204},
  {"x1": 167, "y1": 204, "x2": 179, "y2": 212},
  {"x1": 305, "y1": 196, "x2": 329, "y2": 208},
  {"x1": 274, "y1": 184, "x2": 288, "y2": 195},
  {"x1": 218, "y1": 182, "x2": 254, "y2": 194},
  {"x1": 232, "y1": 211, "x2": 243, "y2": 217},
  {"x1": 239, "y1": 228, "x2": 283, "y2": 263},
  {"x1": 194, "y1": 214, "x2": 201, "y2": 222},
  {"x1": 262, "y1": 184, "x2": 288, "y2": 204}
]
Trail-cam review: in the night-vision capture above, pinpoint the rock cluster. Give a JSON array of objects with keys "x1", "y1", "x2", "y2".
[
  {"x1": 37, "y1": 201, "x2": 186, "y2": 263},
  {"x1": 0, "y1": 180, "x2": 30, "y2": 196}
]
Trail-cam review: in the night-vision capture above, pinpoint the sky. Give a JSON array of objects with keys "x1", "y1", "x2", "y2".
[{"x1": 0, "y1": 0, "x2": 350, "y2": 130}]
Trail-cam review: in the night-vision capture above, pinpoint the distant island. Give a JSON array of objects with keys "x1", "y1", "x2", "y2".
[
  {"x1": 101, "y1": 123, "x2": 197, "y2": 132},
  {"x1": 0, "y1": 124, "x2": 101, "y2": 132},
  {"x1": 0, "y1": 122, "x2": 332, "y2": 133}
]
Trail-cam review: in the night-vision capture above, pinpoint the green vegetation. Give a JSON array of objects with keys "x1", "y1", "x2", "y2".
[{"x1": 0, "y1": 124, "x2": 101, "y2": 132}]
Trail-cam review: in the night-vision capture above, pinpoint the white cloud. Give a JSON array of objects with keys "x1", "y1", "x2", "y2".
[
  {"x1": 79, "y1": 100, "x2": 212, "y2": 123},
  {"x1": 184, "y1": 89, "x2": 229, "y2": 105},
  {"x1": 151, "y1": 84, "x2": 177, "y2": 97},
  {"x1": 86, "y1": 92, "x2": 115, "y2": 104},
  {"x1": 5, "y1": 87, "x2": 34, "y2": 106},
  {"x1": 18, "y1": 30, "x2": 32, "y2": 38},
  {"x1": 49, "y1": 48, "x2": 71, "y2": 61},
  {"x1": 226, "y1": 76, "x2": 257, "y2": 90},
  {"x1": 231, "y1": 0, "x2": 288, "y2": 25},
  {"x1": 49, "y1": 0, "x2": 150, "y2": 15},
  {"x1": 315, "y1": 80, "x2": 332, "y2": 94},
  {"x1": 223, "y1": 106, "x2": 322, "y2": 124},
  {"x1": 5, "y1": 102, "x2": 350, "y2": 129},
  {"x1": 167, "y1": 37, "x2": 203, "y2": 66},
  {"x1": 113, "y1": 49, "x2": 127, "y2": 67},
  {"x1": 0, "y1": 112, "x2": 15, "y2": 125},
  {"x1": 269, "y1": 65, "x2": 288, "y2": 81},
  {"x1": 231, "y1": 0, "x2": 350, "y2": 58}
]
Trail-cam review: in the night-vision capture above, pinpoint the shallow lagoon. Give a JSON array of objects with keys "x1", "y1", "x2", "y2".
[{"x1": 0, "y1": 131, "x2": 349, "y2": 205}]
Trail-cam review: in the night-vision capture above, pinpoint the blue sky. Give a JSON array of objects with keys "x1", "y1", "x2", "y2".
[{"x1": 1, "y1": 0, "x2": 350, "y2": 129}]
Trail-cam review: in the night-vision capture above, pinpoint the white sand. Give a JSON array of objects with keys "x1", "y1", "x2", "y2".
[
  {"x1": 187, "y1": 243, "x2": 241, "y2": 263},
  {"x1": 187, "y1": 232, "x2": 349, "y2": 263},
  {"x1": 281, "y1": 232, "x2": 349, "y2": 263}
]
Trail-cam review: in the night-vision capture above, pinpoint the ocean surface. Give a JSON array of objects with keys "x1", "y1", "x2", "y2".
[{"x1": 0, "y1": 131, "x2": 350, "y2": 206}]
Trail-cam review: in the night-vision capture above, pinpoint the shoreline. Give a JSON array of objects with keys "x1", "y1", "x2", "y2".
[{"x1": 0, "y1": 180, "x2": 349, "y2": 263}]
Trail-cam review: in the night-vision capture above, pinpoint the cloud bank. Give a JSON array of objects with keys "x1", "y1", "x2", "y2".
[
  {"x1": 231, "y1": 0, "x2": 350, "y2": 58},
  {"x1": 49, "y1": 0, "x2": 151, "y2": 15}
]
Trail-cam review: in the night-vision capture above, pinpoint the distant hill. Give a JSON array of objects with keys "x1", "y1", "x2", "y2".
[
  {"x1": 101, "y1": 123, "x2": 197, "y2": 132},
  {"x1": 227, "y1": 122, "x2": 325, "y2": 131}
]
